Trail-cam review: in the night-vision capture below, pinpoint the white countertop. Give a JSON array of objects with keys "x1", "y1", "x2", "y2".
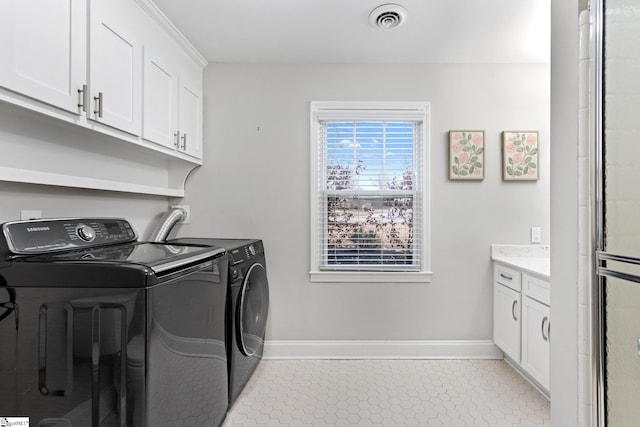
[
  {"x1": 491, "y1": 256, "x2": 550, "y2": 279},
  {"x1": 490, "y1": 244, "x2": 550, "y2": 279}
]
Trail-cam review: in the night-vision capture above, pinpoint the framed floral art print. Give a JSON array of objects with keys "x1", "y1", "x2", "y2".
[
  {"x1": 502, "y1": 131, "x2": 539, "y2": 181},
  {"x1": 448, "y1": 130, "x2": 485, "y2": 180}
]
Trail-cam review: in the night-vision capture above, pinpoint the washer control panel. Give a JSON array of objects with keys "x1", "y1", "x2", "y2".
[
  {"x1": 2, "y1": 218, "x2": 137, "y2": 255},
  {"x1": 227, "y1": 240, "x2": 264, "y2": 267}
]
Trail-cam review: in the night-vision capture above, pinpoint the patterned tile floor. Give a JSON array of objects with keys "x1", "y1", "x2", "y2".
[{"x1": 223, "y1": 359, "x2": 550, "y2": 427}]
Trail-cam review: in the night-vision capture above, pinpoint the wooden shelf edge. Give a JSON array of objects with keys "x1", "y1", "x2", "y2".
[{"x1": 0, "y1": 167, "x2": 184, "y2": 198}]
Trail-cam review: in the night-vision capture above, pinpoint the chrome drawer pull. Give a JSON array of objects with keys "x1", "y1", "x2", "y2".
[
  {"x1": 77, "y1": 84, "x2": 87, "y2": 111},
  {"x1": 500, "y1": 273, "x2": 513, "y2": 281},
  {"x1": 541, "y1": 316, "x2": 549, "y2": 341},
  {"x1": 93, "y1": 92, "x2": 103, "y2": 118},
  {"x1": 511, "y1": 300, "x2": 518, "y2": 321}
]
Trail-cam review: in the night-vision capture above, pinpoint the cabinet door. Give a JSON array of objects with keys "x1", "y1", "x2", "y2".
[
  {"x1": 143, "y1": 48, "x2": 178, "y2": 149},
  {"x1": 178, "y1": 67, "x2": 203, "y2": 159},
  {"x1": 0, "y1": 0, "x2": 86, "y2": 114},
  {"x1": 89, "y1": 0, "x2": 142, "y2": 135},
  {"x1": 494, "y1": 282, "x2": 521, "y2": 362},
  {"x1": 521, "y1": 296, "x2": 550, "y2": 390}
]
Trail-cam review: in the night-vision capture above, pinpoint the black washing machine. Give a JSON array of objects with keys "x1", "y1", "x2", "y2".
[
  {"x1": 168, "y1": 238, "x2": 269, "y2": 407},
  {"x1": 0, "y1": 218, "x2": 230, "y2": 427}
]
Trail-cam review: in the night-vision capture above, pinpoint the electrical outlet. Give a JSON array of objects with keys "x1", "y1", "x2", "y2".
[
  {"x1": 171, "y1": 205, "x2": 190, "y2": 224},
  {"x1": 531, "y1": 226, "x2": 541, "y2": 244},
  {"x1": 21, "y1": 210, "x2": 42, "y2": 220}
]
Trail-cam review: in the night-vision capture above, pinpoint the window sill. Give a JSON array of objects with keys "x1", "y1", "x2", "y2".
[{"x1": 309, "y1": 270, "x2": 433, "y2": 283}]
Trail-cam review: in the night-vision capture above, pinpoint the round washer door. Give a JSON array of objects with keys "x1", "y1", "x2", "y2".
[{"x1": 237, "y1": 262, "x2": 269, "y2": 356}]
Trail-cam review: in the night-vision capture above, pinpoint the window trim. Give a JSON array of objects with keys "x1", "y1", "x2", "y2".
[{"x1": 309, "y1": 101, "x2": 432, "y2": 283}]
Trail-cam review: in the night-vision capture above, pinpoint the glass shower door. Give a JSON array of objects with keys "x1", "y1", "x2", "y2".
[{"x1": 596, "y1": 0, "x2": 640, "y2": 425}]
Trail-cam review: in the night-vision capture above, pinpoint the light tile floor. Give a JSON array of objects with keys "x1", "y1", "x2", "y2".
[{"x1": 223, "y1": 359, "x2": 550, "y2": 427}]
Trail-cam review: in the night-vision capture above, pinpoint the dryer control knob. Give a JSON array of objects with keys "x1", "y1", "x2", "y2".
[
  {"x1": 76, "y1": 224, "x2": 96, "y2": 242},
  {"x1": 248, "y1": 245, "x2": 256, "y2": 256}
]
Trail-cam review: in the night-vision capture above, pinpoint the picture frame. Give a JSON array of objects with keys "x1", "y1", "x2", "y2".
[
  {"x1": 502, "y1": 131, "x2": 539, "y2": 181},
  {"x1": 448, "y1": 130, "x2": 485, "y2": 180}
]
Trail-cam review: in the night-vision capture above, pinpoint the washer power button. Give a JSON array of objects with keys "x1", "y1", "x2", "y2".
[{"x1": 76, "y1": 224, "x2": 96, "y2": 242}]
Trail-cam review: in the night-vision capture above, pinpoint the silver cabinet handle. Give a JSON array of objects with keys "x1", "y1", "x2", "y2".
[
  {"x1": 77, "y1": 84, "x2": 87, "y2": 112},
  {"x1": 174, "y1": 131, "x2": 180, "y2": 148},
  {"x1": 180, "y1": 133, "x2": 187, "y2": 151},
  {"x1": 511, "y1": 300, "x2": 518, "y2": 321},
  {"x1": 541, "y1": 316, "x2": 549, "y2": 341},
  {"x1": 93, "y1": 92, "x2": 103, "y2": 118},
  {"x1": 547, "y1": 319, "x2": 551, "y2": 342},
  {"x1": 500, "y1": 273, "x2": 513, "y2": 281}
]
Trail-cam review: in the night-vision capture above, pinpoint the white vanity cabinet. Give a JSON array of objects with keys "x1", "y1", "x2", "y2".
[
  {"x1": 493, "y1": 265, "x2": 522, "y2": 362},
  {"x1": 520, "y1": 273, "x2": 551, "y2": 391},
  {"x1": 0, "y1": 0, "x2": 87, "y2": 114},
  {"x1": 493, "y1": 262, "x2": 550, "y2": 396}
]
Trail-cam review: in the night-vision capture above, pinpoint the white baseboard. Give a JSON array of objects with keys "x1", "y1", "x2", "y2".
[{"x1": 263, "y1": 340, "x2": 503, "y2": 360}]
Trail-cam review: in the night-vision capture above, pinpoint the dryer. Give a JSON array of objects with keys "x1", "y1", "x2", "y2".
[{"x1": 168, "y1": 238, "x2": 269, "y2": 407}]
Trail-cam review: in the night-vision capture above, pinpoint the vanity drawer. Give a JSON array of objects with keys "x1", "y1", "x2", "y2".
[
  {"x1": 494, "y1": 264, "x2": 521, "y2": 292},
  {"x1": 522, "y1": 273, "x2": 550, "y2": 305}
]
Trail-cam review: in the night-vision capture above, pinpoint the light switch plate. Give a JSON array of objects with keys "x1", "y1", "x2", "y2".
[{"x1": 531, "y1": 226, "x2": 541, "y2": 243}]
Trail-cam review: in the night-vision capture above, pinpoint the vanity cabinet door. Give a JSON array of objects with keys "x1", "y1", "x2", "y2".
[
  {"x1": 521, "y1": 296, "x2": 550, "y2": 390},
  {"x1": 494, "y1": 282, "x2": 521, "y2": 362}
]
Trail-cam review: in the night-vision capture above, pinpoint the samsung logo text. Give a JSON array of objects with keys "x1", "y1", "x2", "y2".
[{"x1": 26, "y1": 227, "x2": 50, "y2": 232}]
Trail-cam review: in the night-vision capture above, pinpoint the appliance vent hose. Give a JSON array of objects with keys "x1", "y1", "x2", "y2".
[{"x1": 149, "y1": 207, "x2": 187, "y2": 242}]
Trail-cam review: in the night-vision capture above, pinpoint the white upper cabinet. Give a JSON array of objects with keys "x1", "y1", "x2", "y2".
[
  {"x1": 143, "y1": 47, "x2": 179, "y2": 149},
  {"x1": 0, "y1": 0, "x2": 206, "y2": 196},
  {"x1": 177, "y1": 60, "x2": 203, "y2": 159},
  {"x1": 0, "y1": 0, "x2": 86, "y2": 114},
  {"x1": 89, "y1": 0, "x2": 142, "y2": 135},
  {"x1": 142, "y1": 47, "x2": 203, "y2": 159}
]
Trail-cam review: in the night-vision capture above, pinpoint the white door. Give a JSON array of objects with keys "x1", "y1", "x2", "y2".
[
  {"x1": 178, "y1": 70, "x2": 202, "y2": 159},
  {"x1": 494, "y1": 283, "x2": 521, "y2": 362},
  {"x1": 0, "y1": 0, "x2": 86, "y2": 114},
  {"x1": 521, "y1": 296, "x2": 550, "y2": 390},
  {"x1": 143, "y1": 48, "x2": 178, "y2": 149},
  {"x1": 89, "y1": 0, "x2": 141, "y2": 135}
]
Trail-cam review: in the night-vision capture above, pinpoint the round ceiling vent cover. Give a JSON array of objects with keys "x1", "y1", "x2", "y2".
[{"x1": 369, "y1": 4, "x2": 408, "y2": 29}]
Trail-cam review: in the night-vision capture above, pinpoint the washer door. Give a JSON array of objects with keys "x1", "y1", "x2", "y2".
[{"x1": 237, "y1": 263, "x2": 269, "y2": 357}]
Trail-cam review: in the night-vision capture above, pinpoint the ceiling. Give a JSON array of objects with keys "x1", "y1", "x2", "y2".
[{"x1": 152, "y1": 0, "x2": 550, "y2": 64}]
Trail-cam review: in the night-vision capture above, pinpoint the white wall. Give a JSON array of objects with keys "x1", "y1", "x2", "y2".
[
  {"x1": 0, "y1": 106, "x2": 170, "y2": 236},
  {"x1": 550, "y1": 0, "x2": 580, "y2": 425},
  {"x1": 177, "y1": 62, "x2": 550, "y2": 342},
  {"x1": 0, "y1": 181, "x2": 169, "y2": 237}
]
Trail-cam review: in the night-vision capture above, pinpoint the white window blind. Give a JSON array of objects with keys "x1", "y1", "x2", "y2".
[{"x1": 311, "y1": 102, "x2": 429, "y2": 276}]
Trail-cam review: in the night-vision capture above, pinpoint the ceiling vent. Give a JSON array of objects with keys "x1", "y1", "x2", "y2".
[{"x1": 369, "y1": 4, "x2": 408, "y2": 30}]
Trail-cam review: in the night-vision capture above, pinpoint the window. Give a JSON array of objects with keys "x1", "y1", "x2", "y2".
[{"x1": 310, "y1": 101, "x2": 432, "y2": 283}]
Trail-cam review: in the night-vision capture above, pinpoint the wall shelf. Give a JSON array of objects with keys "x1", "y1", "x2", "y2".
[
  {"x1": 0, "y1": 101, "x2": 199, "y2": 198},
  {"x1": 0, "y1": 166, "x2": 185, "y2": 197}
]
